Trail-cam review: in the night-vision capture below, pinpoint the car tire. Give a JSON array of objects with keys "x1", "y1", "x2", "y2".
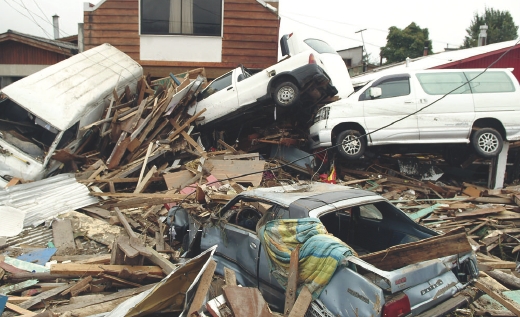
[
  {"x1": 274, "y1": 82, "x2": 299, "y2": 107},
  {"x1": 471, "y1": 128, "x2": 503, "y2": 158},
  {"x1": 336, "y1": 130, "x2": 366, "y2": 160}
]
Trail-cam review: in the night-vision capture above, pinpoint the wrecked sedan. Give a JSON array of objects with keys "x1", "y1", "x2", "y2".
[
  {"x1": 186, "y1": 51, "x2": 338, "y2": 127},
  {"x1": 173, "y1": 183, "x2": 478, "y2": 316}
]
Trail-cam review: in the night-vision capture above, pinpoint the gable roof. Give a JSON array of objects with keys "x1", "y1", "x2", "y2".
[
  {"x1": 351, "y1": 38, "x2": 520, "y2": 86},
  {"x1": 0, "y1": 29, "x2": 78, "y2": 56}
]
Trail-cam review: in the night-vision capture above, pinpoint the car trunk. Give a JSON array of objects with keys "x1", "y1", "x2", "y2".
[{"x1": 318, "y1": 205, "x2": 478, "y2": 316}]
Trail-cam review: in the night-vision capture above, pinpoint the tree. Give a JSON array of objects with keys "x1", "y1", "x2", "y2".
[
  {"x1": 380, "y1": 22, "x2": 432, "y2": 64},
  {"x1": 462, "y1": 8, "x2": 518, "y2": 48}
]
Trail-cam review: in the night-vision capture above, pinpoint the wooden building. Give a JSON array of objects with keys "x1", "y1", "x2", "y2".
[
  {"x1": 0, "y1": 30, "x2": 77, "y2": 88},
  {"x1": 83, "y1": 0, "x2": 280, "y2": 79}
]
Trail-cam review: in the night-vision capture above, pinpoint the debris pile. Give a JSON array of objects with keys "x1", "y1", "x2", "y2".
[{"x1": 2, "y1": 63, "x2": 520, "y2": 316}]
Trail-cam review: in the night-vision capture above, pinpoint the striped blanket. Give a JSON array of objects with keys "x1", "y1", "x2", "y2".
[{"x1": 258, "y1": 218, "x2": 357, "y2": 299}]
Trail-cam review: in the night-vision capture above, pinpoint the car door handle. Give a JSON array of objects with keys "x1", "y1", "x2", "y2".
[
  {"x1": 404, "y1": 100, "x2": 415, "y2": 104},
  {"x1": 250, "y1": 242, "x2": 257, "y2": 249},
  {"x1": 227, "y1": 87, "x2": 233, "y2": 91}
]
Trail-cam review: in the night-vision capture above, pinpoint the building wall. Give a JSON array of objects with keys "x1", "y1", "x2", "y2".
[
  {"x1": 0, "y1": 41, "x2": 68, "y2": 65},
  {"x1": 83, "y1": 0, "x2": 279, "y2": 79}
]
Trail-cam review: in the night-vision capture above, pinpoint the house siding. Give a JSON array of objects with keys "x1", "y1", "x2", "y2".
[
  {"x1": 83, "y1": 0, "x2": 279, "y2": 79},
  {"x1": 431, "y1": 46, "x2": 520, "y2": 82},
  {"x1": 0, "y1": 41, "x2": 68, "y2": 65}
]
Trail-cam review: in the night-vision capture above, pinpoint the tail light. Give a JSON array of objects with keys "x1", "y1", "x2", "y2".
[
  {"x1": 309, "y1": 53, "x2": 316, "y2": 64},
  {"x1": 382, "y1": 294, "x2": 411, "y2": 317}
]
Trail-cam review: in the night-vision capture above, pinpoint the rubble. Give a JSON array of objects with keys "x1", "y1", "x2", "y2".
[{"x1": 2, "y1": 56, "x2": 520, "y2": 316}]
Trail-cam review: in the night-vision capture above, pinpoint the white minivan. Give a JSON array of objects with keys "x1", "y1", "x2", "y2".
[
  {"x1": 0, "y1": 44, "x2": 142, "y2": 186},
  {"x1": 309, "y1": 68, "x2": 520, "y2": 159}
]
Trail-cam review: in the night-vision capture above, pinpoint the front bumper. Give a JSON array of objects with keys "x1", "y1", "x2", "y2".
[{"x1": 309, "y1": 121, "x2": 332, "y2": 149}]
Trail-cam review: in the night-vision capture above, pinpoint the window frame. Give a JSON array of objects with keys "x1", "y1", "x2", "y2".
[
  {"x1": 139, "y1": 0, "x2": 224, "y2": 37},
  {"x1": 359, "y1": 74, "x2": 411, "y2": 101}
]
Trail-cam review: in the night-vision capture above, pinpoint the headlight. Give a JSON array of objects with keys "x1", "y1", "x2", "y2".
[{"x1": 314, "y1": 107, "x2": 330, "y2": 123}]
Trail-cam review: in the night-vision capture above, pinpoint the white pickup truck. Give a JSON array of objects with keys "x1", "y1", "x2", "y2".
[{"x1": 187, "y1": 51, "x2": 338, "y2": 127}]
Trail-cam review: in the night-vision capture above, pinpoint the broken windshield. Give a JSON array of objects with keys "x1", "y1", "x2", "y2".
[{"x1": 0, "y1": 99, "x2": 58, "y2": 161}]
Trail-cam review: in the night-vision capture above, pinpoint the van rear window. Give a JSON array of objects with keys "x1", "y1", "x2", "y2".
[
  {"x1": 304, "y1": 39, "x2": 338, "y2": 54},
  {"x1": 416, "y1": 72, "x2": 471, "y2": 95},
  {"x1": 465, "y1": 71, "x2": 515, "y2": 93}
]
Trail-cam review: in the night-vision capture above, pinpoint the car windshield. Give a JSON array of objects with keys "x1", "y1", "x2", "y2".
[{"x1": 304, "y1": 39, "x2": 338, "y2": 54}]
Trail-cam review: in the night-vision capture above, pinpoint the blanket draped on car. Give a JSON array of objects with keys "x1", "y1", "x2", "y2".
[{"x1": 258, "y1": 218, "x2": 357, "y2": 299}]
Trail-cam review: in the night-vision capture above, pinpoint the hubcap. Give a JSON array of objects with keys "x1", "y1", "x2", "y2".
[
  {"x1": 341, "y1": 134, "x2": 361, "y2": 155},
  {"x1": 277, "y1": 86, "x2": 295, "y2": 105},
  {"x1": 478, "y1": 132, "x2": 499, "y2": 153}
]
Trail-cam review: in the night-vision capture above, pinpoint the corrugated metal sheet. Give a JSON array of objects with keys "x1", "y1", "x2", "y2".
[
  {"x1": 352, "y1": 39, "x2": 520, "y2": 86},
  {"x1": 0, "y1": 173, "x2": 99, "y2": 227},
  {"x1": 4, "y1": 224, "x2": 53, "y2": 248},
  {"x1": 1, "y1": 43, "x2": 143, "y2": 131}
]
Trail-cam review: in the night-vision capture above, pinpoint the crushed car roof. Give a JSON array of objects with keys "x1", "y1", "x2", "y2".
[{"x1": 239, "y1": 182, "x2": 378, "y2": 208}]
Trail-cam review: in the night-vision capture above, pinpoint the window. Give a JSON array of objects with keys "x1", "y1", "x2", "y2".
[
  {"x1": 141, "y1": 0, "x2": 222, "y2": 36},
  {"x1": 304, "y1": 39, "x2": 338, "y2": 54},
  {"x1": 416, "y1": 72, "x2": 471, "y2": 95},
  {"x1": 198, "y1": 72, "x2": 232, "y2": 100},
  {"x1": 465, "y1": 71, "x2": 515, "y2": 93},
  {"x1": 359, "y1": 75, "x2": 410, "y2": 101}
]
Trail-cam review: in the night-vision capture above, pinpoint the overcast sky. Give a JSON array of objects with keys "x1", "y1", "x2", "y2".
[{"x1": 0, "y1": 0, "x2": 519, "y2": 62}]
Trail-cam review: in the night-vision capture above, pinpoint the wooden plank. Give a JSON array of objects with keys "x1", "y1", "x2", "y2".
[
  {"x1": 52, "y1": 219, "x2": 76, "y2": 251},
  {"x1": 51, "y1": 283, "x2": 155, "y2": 314},
  {"x1": 100, "y1": 273, "x2": 142, "y2": 287},
  {"x1": 359, "y1": 233, "x2": 472, "y2": 271},
  {"x1": 163, "y1": 170, "x2": 196, "y2": 190},
  {"x1": 207, "y1": 159, "x2": 265, "y2": 186},
  {"x1": 223, "y1": 153, "x2": 259, "y2": 160},
  {"x1": 188, "y1": 259, "x2": 217, "y2": 315},
  {"x1": 5, "y1": 302, "x2": 35, "y2": 315},
  {"x1": 223, "y1": 286, "x2": 272, "y2": 317},
  {"x1": 61, "y1": 276, "x2": 93, "y2": 296},
  {"x1": 456, "y1": 206, "x2": 505, "y2": 218},
  {"x1": 487, "y1": 270, "x2": 520, "y2": 290},
  {"x1": 134, "y1": 165, "x2": 157, "y2": 194},
  {"x1": 18, "y1": 283, "x2": 72, "y2": 309},
  {"x1": 285, "y1": 246, "x2": 300, "y2": 316},
  {"x1": 475, "y1": 280, "x2": 520, "y2": 315},
  {"x1": 50, "y1": 264, "x2": 163, "y2": 276},
  {"x1": 288, "y1": 286, "x2": 312, "y2": 317},
  {"x1": 224, "y1": 267, "x2": 237, "y2": 286},
  {"x1": 76, "y1": 254, "x2": 111, "y2": 265}
]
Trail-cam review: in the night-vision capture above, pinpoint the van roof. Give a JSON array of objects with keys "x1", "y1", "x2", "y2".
[{"x1": 1, "y1": 43, "x2": 142, "y2": 131}]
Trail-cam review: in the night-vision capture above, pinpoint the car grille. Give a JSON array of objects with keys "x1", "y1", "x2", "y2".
[{"x1": 305, "y1": 300, "x2": 335, "y2": 317}]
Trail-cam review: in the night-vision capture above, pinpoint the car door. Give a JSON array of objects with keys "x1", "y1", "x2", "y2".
[
  {"x1": 361, "y1": 74, "x2": 419, "y2": 144},
  {"x1": 190, "y1": 70, "x2": 239, "y2": 125},
  {"x1": 414, "y1": 71, "x2": 474, "y2": 141}
]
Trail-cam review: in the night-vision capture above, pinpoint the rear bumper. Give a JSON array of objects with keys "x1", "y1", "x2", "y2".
[
  {"x1": 290, "y1": 64, "x2": 338, "y2": 97},
  {"x1": 415, "y1": 286, "x2": 479, "y2": 317}
]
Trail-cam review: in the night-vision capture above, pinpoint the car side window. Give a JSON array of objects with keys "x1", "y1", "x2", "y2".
[
  {"x1": 359, "y1": 204, "x2": 383, "y2": 220},
  {"x1": 465, "y1": 71, "x2": 515, "y2": 93},
  {"x1": 199, "y1": 72, "x2": 233, "y2": 100},
  {"x1": 359, "y1": 77, "x2": 410, "y2": 101},
  {"x1": 416, "y1": 72, "x2": 471, "y2": 95}
]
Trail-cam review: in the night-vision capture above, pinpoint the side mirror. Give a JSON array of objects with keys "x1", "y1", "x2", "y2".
[{"x1": 368, "y1": 87, "x2": 382, "y2": 99}]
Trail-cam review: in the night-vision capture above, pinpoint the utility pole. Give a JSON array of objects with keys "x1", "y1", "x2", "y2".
[{"x1": 355, "y1": 29, "x2": 367, "y2": 71}]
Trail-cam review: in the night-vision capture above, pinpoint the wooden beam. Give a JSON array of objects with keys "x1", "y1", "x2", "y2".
[
  {"x1": 50, "y1": 264, "x2": 164, "y2": 276},
  {"x1": 475, "y1": 279, "x2": 520, "y2": 316},
  {"x1": 288, "y1": 286, "x2": 312, "y2": 317},
  {"x1": 224, "y1": 267, "x2": 237, "y2": 286},
  {"x1": 285, "y1": 246, "x2": 300, "y2": 316},
  {"x1": 188, "y1": 259, "x2": 217, "y2": 315},
  {"x1": 359, "y1": 233, "x2": 472, "y2": 271}
]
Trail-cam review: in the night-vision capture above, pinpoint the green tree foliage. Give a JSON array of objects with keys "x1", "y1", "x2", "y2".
[
  {"x1": 462, "y1": 8, "x2": 518, "y2": 48},
  {"x1": 380, "y1": 22, "x2": 432, "y2": 64}
]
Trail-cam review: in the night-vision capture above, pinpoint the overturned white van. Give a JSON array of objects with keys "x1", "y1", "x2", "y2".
[{"x1": 0, "y1": 43, "x2": 142, "y2": 187}]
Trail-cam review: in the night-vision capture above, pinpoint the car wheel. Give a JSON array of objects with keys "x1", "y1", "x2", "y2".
[
  {"x1": 471, "y1": 128, "x2": 503, "y2": 158},
  {"x1": 274, "y1": 82, "x2": 299, "y2": 107},
  {"x1": 336, "y1": 130, "x2": 366, "y2": 160}
]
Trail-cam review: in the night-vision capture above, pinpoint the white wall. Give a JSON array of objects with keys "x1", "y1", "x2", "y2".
[{"x1": 140, "y1": 36, "x2": 222, "y2": 62}]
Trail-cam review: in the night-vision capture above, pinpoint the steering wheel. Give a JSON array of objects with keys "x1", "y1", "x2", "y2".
[{"x1": 235, "y1": 207, "x2": 263, "y2": 230}]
